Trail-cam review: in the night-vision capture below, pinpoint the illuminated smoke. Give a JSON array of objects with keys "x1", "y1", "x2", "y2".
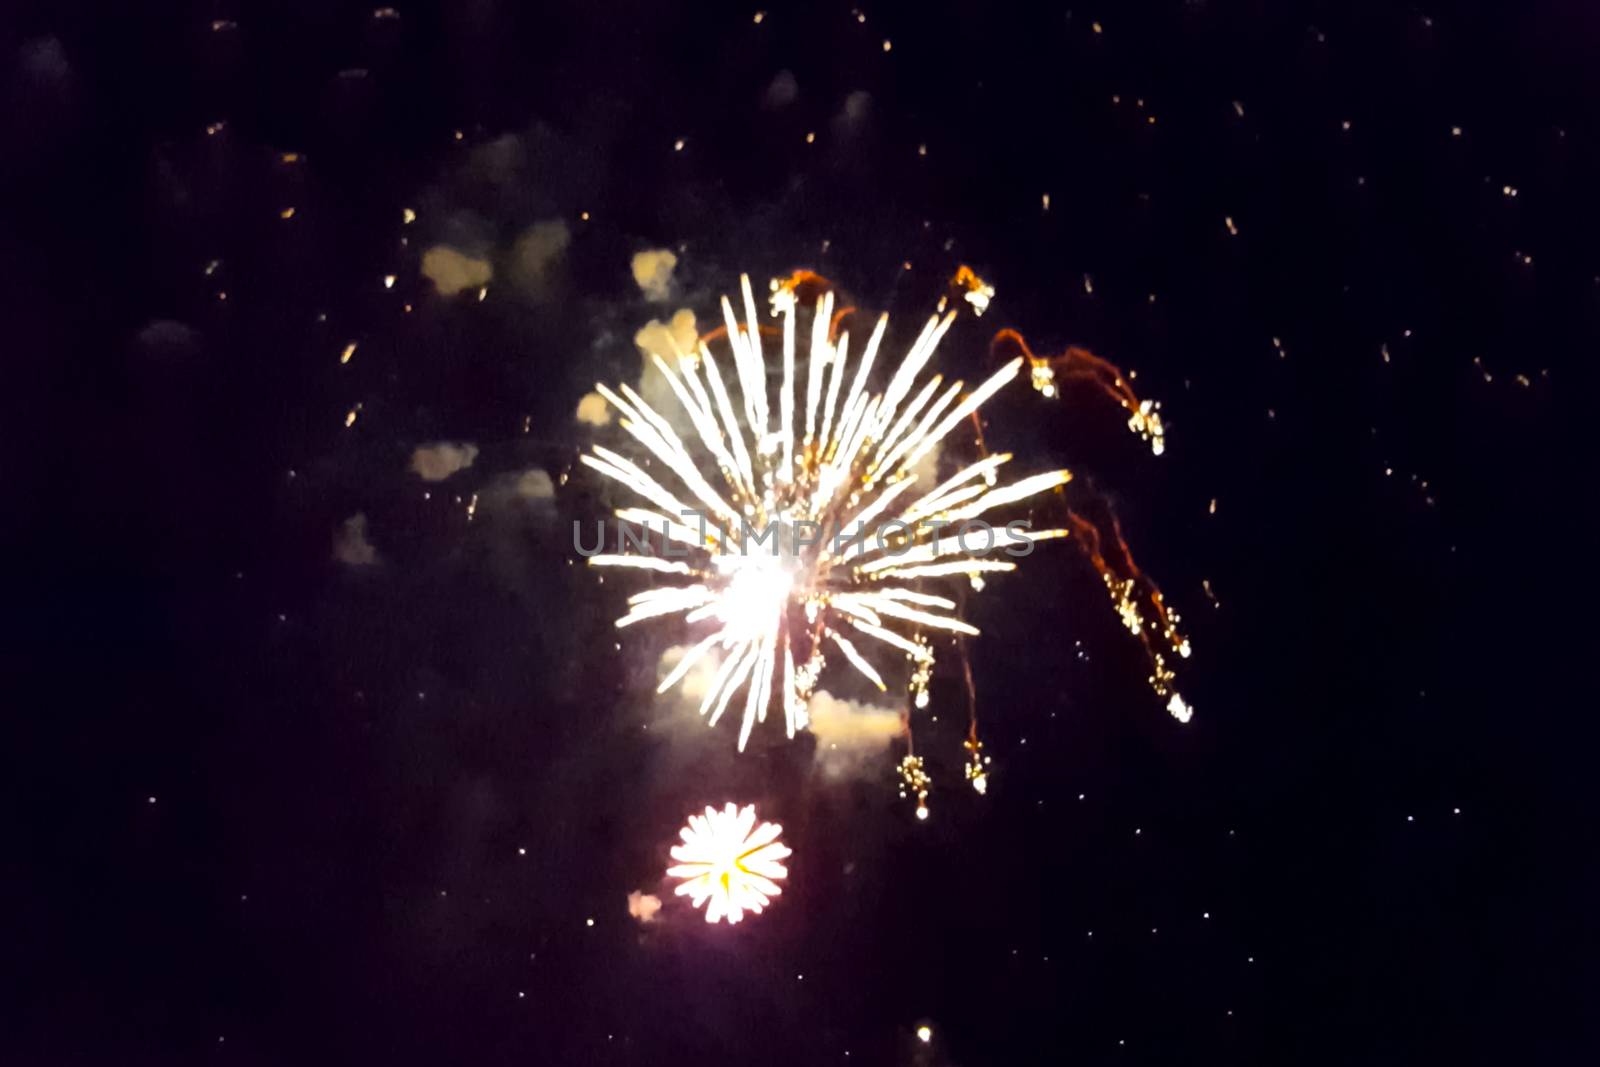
[
  {"x1": 421, "y1": 245, "x2": 492, "y2": 297},
  {"x1": 333, "y1": 513, "x2": 379, "y2": 566},
  {"x1": 631, "y1": 249, "x2": 679, "y2": 302},
  {"x1": 410, "y1": 441, "x2": 479, "y2": 482}
]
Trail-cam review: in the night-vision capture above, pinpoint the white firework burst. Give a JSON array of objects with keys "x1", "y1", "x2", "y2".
[
  {"x1": 583, "y1": 273, "x2": 1073, "y2": 749},
  {"x1": 666, "y1": 803, "x2": 791, "y2": 924}
]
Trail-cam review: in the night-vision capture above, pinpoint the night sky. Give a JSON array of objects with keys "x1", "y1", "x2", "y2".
[{"x1": 1, "y1": 2, "x2": 1589, "y2": 1064}]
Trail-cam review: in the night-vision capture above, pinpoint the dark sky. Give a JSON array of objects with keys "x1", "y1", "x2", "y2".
[{"x1": 0, "y1": 2, "x2": 1589, "y2": 1064}]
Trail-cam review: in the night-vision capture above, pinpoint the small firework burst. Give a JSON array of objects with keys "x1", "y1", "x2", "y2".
[{"x1": 666, "y1": 803, "x2": 792, "y2": 924}]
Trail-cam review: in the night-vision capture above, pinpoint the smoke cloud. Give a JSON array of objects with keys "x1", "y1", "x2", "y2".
[
  {"x1": 333, "y1": 513, "x2": 379, "y2": 566},
  {"x1": 420, "y1": 245, "x2": 492, "y2": 297},
  {"x1": 805, "y1": 690, "x2": 905, "y2": 779},
  {"x1": 633, "y1": 308, "x2": 699, "y2": 423},
  {"x1": 630, "y1": 249, "x2": 679, "y2": 302},
  {"x1": 627, "y1": 890, "x2": 662, "y2": 924},
  {"x1": 763, "y1": 70, "x2": 798, "y2": 109},
  {"x1": 575, "y1": 392, "x2": 611, "y2": 427},
  {"x1": 512, "y1": 469, "x2": 554, "y2": 500},
  {"x1": 508, "y1": 220, "x2": 571, "y2": 300},
  {"x1": 410, "y1": 442, "x2": 479, "y2": 482}
]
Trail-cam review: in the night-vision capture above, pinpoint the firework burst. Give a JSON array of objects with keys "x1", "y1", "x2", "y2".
[
  {"x1": 582, "y1": 270, "x2": 1097, "y2": 750},
  {"x1": 667, "y1": 803, "x2": 791, "y2": 924},
  {"x1": 582, "y1": 269, "x2": 1195, "y2": 775}
]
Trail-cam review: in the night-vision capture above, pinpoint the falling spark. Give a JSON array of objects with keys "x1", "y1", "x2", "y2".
[
  {"x1": 990, "y1": 329, "x2": 1167, "y2": 454},
  {"x1": 340, "y1": 342, "x2": 357, "y2": 364},
  {"x1": 963, "y1": 736, "x2": 991, "y2": 794},
  {"x1": 899, "y1": 754, "x2": 932, "y2": 819},
  {"x1": 977, "y1": 331, "x2": 1192, "y2": 717},
  {"x1": 666, "y1": 803, "x2": 791, "y2": 924}
]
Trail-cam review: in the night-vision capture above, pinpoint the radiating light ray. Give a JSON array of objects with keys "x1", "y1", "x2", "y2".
[
  {"x1": 876, "y1": 559, "x2": 1018, "y2": 580},
  {"x1": 701, "y1": 347, "x2": 759, "y2": 499},
  {"x1": 804, "y1": 289, "x2": 833, "y2": 443},
  {"x1": 829, "y1": 629, "x2": 888, "y2": 691},
  {"x1": 656, "y1": 631, "x2": 721, "y2": 694},
  {"x1": 587, "y1": 554, "x2": 696, "y2": 575},
  {"x1": 870, "y1": 373, "x2": 946, "y2": 476},
  {"x1": 876, "y1": 378, "x2": 963, "y2": 481}
]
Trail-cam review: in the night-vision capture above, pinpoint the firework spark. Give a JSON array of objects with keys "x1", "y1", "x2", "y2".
[
  {"x1": 898, "y1": 753, "x2": 933, "y2": 819},
  {"x1": 666, "y1": 803, "x2": 791, "y2": 924},
  {"x1": 584, "y1": 270, "x2": 1094, "y2": 749}
]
